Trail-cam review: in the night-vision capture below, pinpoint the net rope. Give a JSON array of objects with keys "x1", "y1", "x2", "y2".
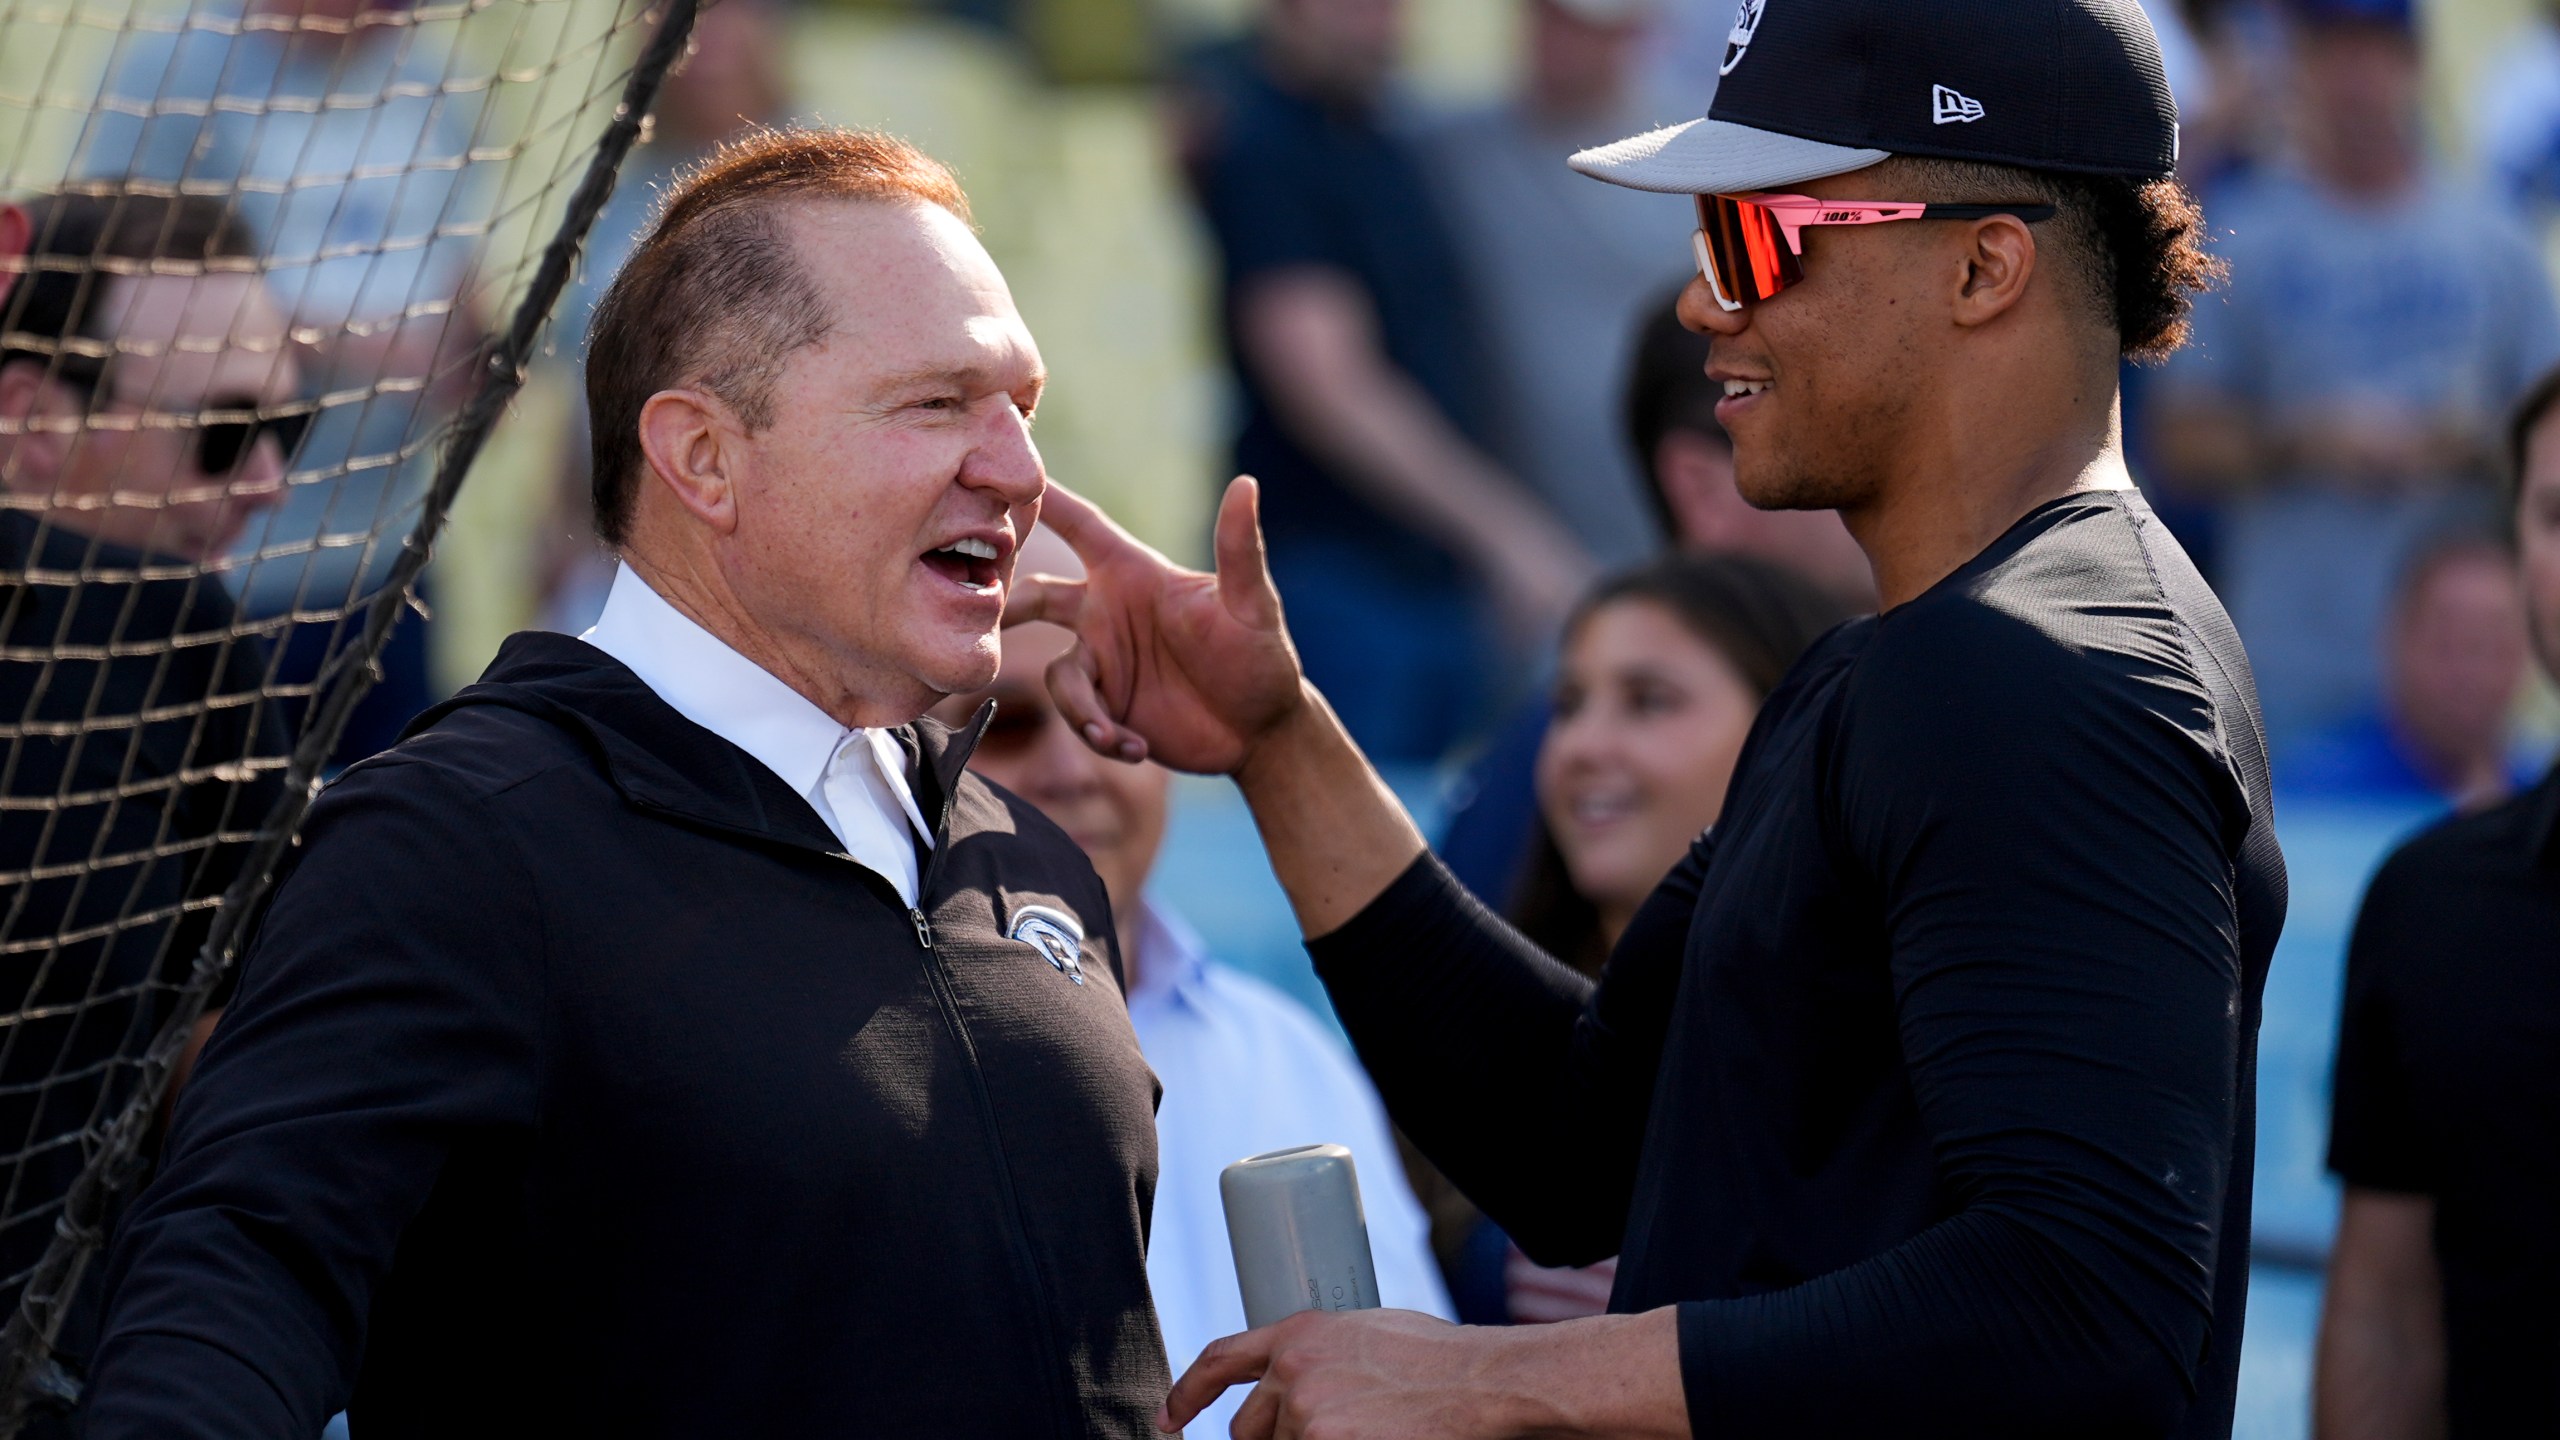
[{"x1": 0, "y1": 0, "x2": 698, "y2": 1420}]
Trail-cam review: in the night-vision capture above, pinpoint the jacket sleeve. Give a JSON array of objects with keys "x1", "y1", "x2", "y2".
[
  {"x1": 85, "y1": 756, "x2": 545, "y2": 1438},
  {"x1": 1305, "y1": 834, "x2": 1708, "y2": 1263},
  {"x1": 1676, "y1": 624, "x2": 2255, "y2": 1437}
]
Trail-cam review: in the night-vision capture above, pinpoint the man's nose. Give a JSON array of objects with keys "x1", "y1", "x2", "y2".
[
  {"x1": 963, "y1": 399, "x2": 1046, "y2": 504},
  {"x1": 1677, "y1": 274, "x2": 1750, "y2": 337}
]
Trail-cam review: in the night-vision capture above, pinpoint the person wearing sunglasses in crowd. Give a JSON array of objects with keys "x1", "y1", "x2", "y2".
[
  {"x1": 0, "y1": 191, "x2": 297, "y2": 1429},
  {"x1": 1014, "y1": 1, "x2": 2285, "y2": 1436}
]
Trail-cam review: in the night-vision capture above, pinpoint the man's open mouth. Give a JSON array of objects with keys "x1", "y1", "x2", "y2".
[{"x1": 922, "y1": 535, "x2": 1004, "y2": 590}]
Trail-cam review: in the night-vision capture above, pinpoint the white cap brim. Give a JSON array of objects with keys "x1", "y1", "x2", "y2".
[{"x1": 1568, "y1": 115, "x2": 1890, "y2": 195}]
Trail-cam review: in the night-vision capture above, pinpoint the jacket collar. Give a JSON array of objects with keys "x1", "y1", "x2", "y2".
[{"x1": 409, "y1": 631, "x2": 992, "y2": 855}]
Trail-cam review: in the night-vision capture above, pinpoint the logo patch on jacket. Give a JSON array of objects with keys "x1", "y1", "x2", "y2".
[{"x1": 1010, "y1": 905, "x2": 1086, "y2": 985}]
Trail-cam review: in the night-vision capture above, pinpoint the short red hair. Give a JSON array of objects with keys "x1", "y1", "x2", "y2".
[{"x1": 583, "y1": 127, "x2": 972, "y2": 545}]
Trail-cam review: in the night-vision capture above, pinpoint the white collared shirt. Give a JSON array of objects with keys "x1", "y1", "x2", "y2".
[
  {"x1": 581, "y1": 563, "x2": 935, "y2": 906},
  {"x1": 1125, "y1": 900, "x2": 1452, "y2": 1440}
]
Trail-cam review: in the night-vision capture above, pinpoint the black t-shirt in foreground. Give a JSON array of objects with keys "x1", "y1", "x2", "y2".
[
  {"x1": 1312, "y1": 489, "x2": 2286, "y2": 1439},
  {"x1": 2328, "y1": 766, "x2": 2560, "y2": 1435}
]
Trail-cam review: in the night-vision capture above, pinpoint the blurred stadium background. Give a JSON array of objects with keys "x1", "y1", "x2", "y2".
[{"x1": 8, "y1": 2, "x2": 2552, "y2": 1436}]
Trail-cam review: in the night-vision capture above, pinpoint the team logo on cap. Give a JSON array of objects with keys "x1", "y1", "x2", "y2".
[
  {"x1": 1011, "y1": 904, "x2": 1086, "y2": 985},
  {"x1": 1720, "y1": 0, "x2": 1765, "y2": 76},
  {"x1": 1932, "y1": 85, "x2": 1985, "y2": 125}
]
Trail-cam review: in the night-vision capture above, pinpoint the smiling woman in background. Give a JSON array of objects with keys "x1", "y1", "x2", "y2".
[
  {"x1": 1496, "y1": 551, "x2": 1849, "y2": 1324},
  {"x1": 1514, "y1": 552, "x2": 1851, "y2": 975}
]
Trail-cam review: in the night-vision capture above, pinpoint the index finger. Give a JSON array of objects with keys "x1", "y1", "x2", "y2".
[
  {"x1": 1158, "y1": 1326, "x2": 1279, "y2": 1433},
  {"x1": 1036, "y1": 481, "x2": 1145, "y2": 567}
]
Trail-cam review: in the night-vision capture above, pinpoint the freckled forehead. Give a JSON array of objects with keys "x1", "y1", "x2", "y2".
[{"x1": 784, "y1": 201, "x2": 1041, "y2": 381}]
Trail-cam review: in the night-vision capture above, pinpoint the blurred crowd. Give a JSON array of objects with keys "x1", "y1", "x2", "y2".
[
  {"x1": 457, "y1": 0, "x2": 2560, "y2": 798},
  {"x1": 8, "y1": 0, "x2": 2560, "y2": 1433},
  {"x1": 50, "y1": 0, "x2": 2532, "y2": 802}
]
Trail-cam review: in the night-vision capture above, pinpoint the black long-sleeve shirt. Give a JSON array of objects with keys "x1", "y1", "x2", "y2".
[{"x1": 1312, "y1": 491, "x2": 2285, "y2": 1438}]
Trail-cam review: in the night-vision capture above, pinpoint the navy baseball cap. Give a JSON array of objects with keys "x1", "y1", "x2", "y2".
[{"x1": 1571, "y1": 0, "x2": 2179, "y2": 194}]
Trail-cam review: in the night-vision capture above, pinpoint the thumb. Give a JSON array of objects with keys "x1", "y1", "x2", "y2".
[{"x1": 1212, "y1": 476, "x2": 1283, "y2": 633}]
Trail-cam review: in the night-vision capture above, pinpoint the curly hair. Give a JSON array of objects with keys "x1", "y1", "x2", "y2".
[{"x1": 1867, "y1": 157, "x2": 2225, "y2": 364}]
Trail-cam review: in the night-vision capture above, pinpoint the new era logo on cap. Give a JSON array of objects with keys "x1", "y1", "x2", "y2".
[
  {"x1": 1933, "y1": 85, "x2": 1985, "y2": 124},
  {"x1": 1567, "y1": 0, "x2": 2178, "y2": 198}
]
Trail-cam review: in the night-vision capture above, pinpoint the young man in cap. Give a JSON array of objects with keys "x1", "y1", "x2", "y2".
[{"x1": 1017, "y1": 1, "x2": 2281, "y2": 1436}]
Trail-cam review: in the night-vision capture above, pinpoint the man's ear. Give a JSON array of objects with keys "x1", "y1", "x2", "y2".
[
  {"x1": 0, "y1": 363, "x2": 76, "y2": 491},
  {"x1": 635, "y1": 387, "x2": 743, "y2": 534},
  {"x1": 1951, "y1": 215, "x2": 2039, "y2": 330}
]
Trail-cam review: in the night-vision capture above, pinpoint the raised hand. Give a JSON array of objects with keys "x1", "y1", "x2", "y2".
[{"x1": 1009, "y1": 477, "x2": 1309, "y2": 776}]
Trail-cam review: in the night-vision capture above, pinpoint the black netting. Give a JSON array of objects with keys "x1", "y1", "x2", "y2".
[{"x1": 0, "y1": 0, "x2": 696, "y2": 1420}]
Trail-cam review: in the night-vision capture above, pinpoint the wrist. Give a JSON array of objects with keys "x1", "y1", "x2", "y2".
[
  {"x1": 1233, "y1": 679, "x2": 1331, "y2": 793},
  {"x1": 1481, "y1": 1310, "x2": 1689, "y2": 1440}
]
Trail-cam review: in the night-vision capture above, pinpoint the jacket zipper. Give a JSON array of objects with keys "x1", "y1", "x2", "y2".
[{"x1": 838, "y1": 819, "x2": 1076, "y2": 1437}]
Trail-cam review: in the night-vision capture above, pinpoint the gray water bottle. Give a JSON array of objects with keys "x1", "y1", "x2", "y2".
[{"x1": 1218, "y1": 1143, "x2": 1383, "y2": 1329}]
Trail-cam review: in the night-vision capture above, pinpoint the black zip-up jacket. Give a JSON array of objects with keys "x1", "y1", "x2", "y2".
[
  {"x1": 0, "y1": 513, "x2": 288, "y2": 1385},
  {"x1": 84, "y1": 632, "x2": 1170, "y2": 1438}
]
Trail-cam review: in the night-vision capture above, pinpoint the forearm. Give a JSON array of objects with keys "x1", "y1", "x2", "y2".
[
  {"x1": 1303, "y1": 846, "x2": 1668, "y2": 1260},
  {"x1": 1486, "y1": 1308, "x2": 1688, "y2": 1439},
  {"x1": 2314, "y1": 1191, "x2": 2447, "y2": 1440},
  {"x1": 1677, "y1": 1206, "x2": 2202, "y2": 1437},
  {"x1": 1233, "y1": 685, "x2": 1427, "y2": 938},
  {"x1": 1237, "y1": 272, "x2": 1581, "y2": 587},
  {"x1": 2314, "y1": 1312, "x2": 2448, "y2": 1440}
]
